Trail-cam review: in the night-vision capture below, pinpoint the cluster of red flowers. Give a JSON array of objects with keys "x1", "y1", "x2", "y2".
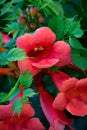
[{"x1": 0, "y1": 27, "x2": 87, "y2": 130}]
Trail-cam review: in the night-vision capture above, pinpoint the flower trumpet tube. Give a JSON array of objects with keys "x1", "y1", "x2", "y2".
[
  {"x1": 39, "y1": 88, "x2": 74, "y2": 130},
  {"x1": 51, "y1": 71, "x2": 87, "y2": 116},
  {"x1": 16, "y1": 27, "x2": 71, "y2": 76}
]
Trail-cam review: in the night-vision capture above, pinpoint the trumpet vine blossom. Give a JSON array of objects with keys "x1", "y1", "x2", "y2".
[
  {"x1": 16, "y1": 27, "x2": 71, "y2": 75},
  {"x1": 0, "y1": 89, "x2": 45, "y2": 130},
  {"x1": 51, "y1": 71, "x2": 87, "y2": 116},
  {"x1": 39, "y1": 88, "x2": 74, "y2": 130}
]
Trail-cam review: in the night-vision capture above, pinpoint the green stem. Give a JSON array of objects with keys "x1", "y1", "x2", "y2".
[{"x1": 0, "y1": 77, "x2": 20, "y2": 103}]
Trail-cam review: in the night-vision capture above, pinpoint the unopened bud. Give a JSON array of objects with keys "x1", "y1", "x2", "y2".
[
  {"x1": 30, "y1": 6, "x2": 38, "y2": 16},
  {"x1": 38, "y1": 16, "x2": 45, "y2": 24},
  {"x1": 17, "y1": 16, "x2": 27, "y2": 25},
  {"x1": 30, "y1": 23, "x2": 37, "y2": 29}
]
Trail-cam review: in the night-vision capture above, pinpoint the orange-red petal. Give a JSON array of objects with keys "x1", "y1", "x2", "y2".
[
  {"x1": 51, "y1": 41, "x2": 72, "y2": 66},
  {"x1": 61, "y1": 78, "x2": 78, "y2": 92},
  {"x1": 50, "y1": 71, "x2": 70, "y2": 91},
  {"x1": 18, "y1": 58, "x2": 39, "y2": 76},
  {"x1": 16, "y1": 33, "x2": 34, "y2": 53},
  {"x1": 53, "y1": 93, "x2": 67, "y2": 110},
  {"x1": 26, "y1": 118, "x2": 45, "y2": 130},
  {"x1": 33, "y1": 27, "x2": 56, "y2": 47},
  {"x1": 32, "y1": 58, "x2": 59, "y2": 68},
  {"x1": 66, "y1": 98, "x2": 87, "y2": 116}
]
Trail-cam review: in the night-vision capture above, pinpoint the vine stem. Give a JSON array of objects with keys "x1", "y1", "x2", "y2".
[{"x1": 0, "y1": 77, "x2": 20, "y2": 103}]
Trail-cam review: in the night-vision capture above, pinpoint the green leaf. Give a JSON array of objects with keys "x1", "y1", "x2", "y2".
[
  {"x1": 48, "y1": 16, "x2": 64, "y2": 40},
  {"x1": 1, "y1": 2, "x2": 12, "y2": 15},
  {"x1": 41, "y1": 0, "x2": 63, "y2": 16},
  {"x1": 19, "y1": 70, "x2": 33, "y2": 88},
  {"x1": 64, "y1": 18, "x2": 74, "y2": 35},
  {"x1": 12, "y1": 0, "x2": 23, "y2": 3},
  {"x1": 72, "y1": 49, "x2": 87, "y2": 70},
  {"x1": 69, "y1": 37, "x2": 83, "y2": 49},
  {"x1": 6, "y1": 22, "x2": 24, "y2": 35},
  {"x1": 0, "y1": 33, "x2": 3, "y2": 46},
  {"x1": 12, "y1": 97, "x2": 22, "y2": 115},
  {"x1": 13, "y1": 30, "x2": 20, "y2": 39},
  {"x1": 7, "y1": 48, "x2": 26, "y2": 61},
  {"x1": 22, "y1": 88, "x2": 36, "y2": 105},
  {"x1": 69, "y1": 21, "x2": 84, "y2": 38},
  {"x1": 23, "y1": 88, "x2": 36, "y2": 98}
]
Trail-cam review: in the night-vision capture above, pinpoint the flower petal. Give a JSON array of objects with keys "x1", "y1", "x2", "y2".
[
  {"x1": 40, "y1": 90, "x2": 73, "y2": 126},
  {"x1": 20, "y1": 104, "x2": 35, "y2": 118},
  {"x1": 33, "y1": 27, "x2": 56, "y2": 47},
  {"x1": 18, "y1": 58, "x2": 39, "y2": 76},
  {"x1": 16, "y1": 33, "x2": 35, "y2": 53},
  {"x1": 51, "y1": 41, "x2": 71, "y2": 66},
  {"x1": 32, "y1": 58, "x2": 59, "y2": 68},
  {"x1": 76, "y1": 78, "x2": 87, "y2": 89},
  {"x1": 50, "y1": 71, "x2": 70, "y2": 91},
  {"x1": 61, "y1": 78, "x2": 78, "y2": 92},
  {"x1": 53, "y1": 93, "x2": 67, "y2": 110},
  {"x1": 66, "y1": 98, "x2": 87, "y2": 116},
  {"x1": 0, "y1": 121, "x2": 9, "y2": 130},
  {"x1": 49, "y1": 119, "x2": 65, "y2": 130},
  {"x1": 0, "y1": 105, "x2": 12, "y2": 119},
  {"x1": 26, "y1": 118, "x2": 45, "y2": 130}
]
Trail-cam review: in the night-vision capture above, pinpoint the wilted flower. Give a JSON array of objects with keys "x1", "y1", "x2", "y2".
[{"x1": 16, "y1": 27, "x2": 71, "y2": 75}]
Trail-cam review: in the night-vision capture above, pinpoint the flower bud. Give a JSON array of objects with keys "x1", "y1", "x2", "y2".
[
  {"x1": 37, "y1": 12, "x2": 41, "y2": 17},
  {"x1": 38, "y1": 16, "x2": 45, "y2": 24},
  {"x1": 30, "y1": 23, "x2": 37, "y2": 29},
  {"x1": 17, "y1": 16, "x2": 27, "y2": 25},
  {"x1": 30, "y1": 6, "x2": 38, "y2": 16}
]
